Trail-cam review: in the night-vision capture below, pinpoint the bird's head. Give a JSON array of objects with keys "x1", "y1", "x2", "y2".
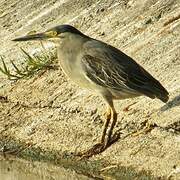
[{"x1": 12, "y1": 24, "x2": 85, "y2": 45}]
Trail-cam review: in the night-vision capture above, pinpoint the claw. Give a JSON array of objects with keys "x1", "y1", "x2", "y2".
[
  {"x1": 77, "y1": 143, "x2": 105, "y2": 158},
  {"x1": 76, "y1": 132, "x2": 121, "y2": 158}
]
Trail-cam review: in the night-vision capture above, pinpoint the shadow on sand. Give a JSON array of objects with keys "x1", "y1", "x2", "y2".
[{"x1": 160, "y1": 94, "x2": 180, "y2": 112}]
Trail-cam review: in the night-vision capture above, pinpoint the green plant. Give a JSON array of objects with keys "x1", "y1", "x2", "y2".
[{"x1": 0, "y1": 48, "x2": 57, "y2": 80}]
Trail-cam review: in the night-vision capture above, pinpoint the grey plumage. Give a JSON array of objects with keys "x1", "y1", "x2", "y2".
[
  {"x1": 82, "y1": 39, "x2": 169, "y2": 103},
  {"x1": 13, "y1": 24, "x2": 169, "y2": 157}
]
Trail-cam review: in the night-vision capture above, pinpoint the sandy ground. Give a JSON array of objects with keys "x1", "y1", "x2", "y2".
[
  {"x1": 0, "y1": 156, "x2": 91, "y2": 180},
  {"x1": 0, "y1": 0, "x2": 180, "y2": 179}
]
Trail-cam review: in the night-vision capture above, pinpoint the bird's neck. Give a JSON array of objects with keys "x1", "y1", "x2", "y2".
[{"x1": 56, "y1": 35, "x2": 88, "y2": 79}]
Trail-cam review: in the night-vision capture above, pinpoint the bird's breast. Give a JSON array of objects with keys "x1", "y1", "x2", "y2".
[{"x1": 57, "y1": 48, "x2": 92, "y2": 88}]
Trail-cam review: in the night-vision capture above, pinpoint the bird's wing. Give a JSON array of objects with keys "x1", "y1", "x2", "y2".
[
  {"x1": 81, "y1": 53, "x2": 133, "y2": 93},
  {"x1": 81, "y1": 40, "x2": 169, "y2": 102}
]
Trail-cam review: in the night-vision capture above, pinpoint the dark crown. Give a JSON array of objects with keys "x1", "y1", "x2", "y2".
[{"x1": 50, "y1": 24, "x2": 84, "y2": 35}]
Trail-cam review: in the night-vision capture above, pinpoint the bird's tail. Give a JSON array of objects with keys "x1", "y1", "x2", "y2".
[
  {"x1": 134, "y1": 66, "x2": 169, "y2": 103},
  {"x1": 153, "y1": 82, "x2": 169, "y2": 103},
  {"x1": 142, "y1": 79, "x2": 169, "y2": 103}
]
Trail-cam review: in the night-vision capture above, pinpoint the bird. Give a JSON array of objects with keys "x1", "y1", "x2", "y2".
[{"x1": 13, "y1": 24, "x2": 169, "y2": 157}]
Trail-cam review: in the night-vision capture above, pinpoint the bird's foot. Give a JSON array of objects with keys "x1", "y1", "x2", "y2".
[
  {"x1": 76, "y1": 143, "x2": 105, "y2": 158},
  {"x1": 76, "y1": 132, "x2": 120, "y2": 158}
]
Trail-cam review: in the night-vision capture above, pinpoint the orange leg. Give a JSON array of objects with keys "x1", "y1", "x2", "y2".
[
  {"x1": 104, "y1": 107, "x2": 117, "y2": 148},
  {"x1": 77, "y1": 98, "x2": 120, "y2": 158},
  {"x1": 101, "y1": 107, "x2": 111, "y2": 143}
]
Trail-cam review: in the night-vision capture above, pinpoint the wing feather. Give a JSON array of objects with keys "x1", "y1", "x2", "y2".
[{"x1": 81, "y1": 40, "x2": 169, "y2": 102}]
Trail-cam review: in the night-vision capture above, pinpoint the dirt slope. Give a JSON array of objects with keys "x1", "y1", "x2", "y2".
[{"x1": 0, "y1": 0, "x2": 180, "y2": 179}]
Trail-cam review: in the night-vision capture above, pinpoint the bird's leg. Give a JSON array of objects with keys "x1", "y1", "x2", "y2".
[
  {"x1": 104, "y1": 107, "x2": 118, "y2": 148},
  {"x1": 76, "y1": 99, "x2": 120, "y2": 158},
  {"x1": 101, "y1": 107, "x2": 111, "y2": 143},
  {"x1": 77, "y1": 107, "x2": 112, "y2": 158}
]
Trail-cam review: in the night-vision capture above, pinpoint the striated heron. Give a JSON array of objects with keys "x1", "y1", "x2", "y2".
[{"x1": 13, "y1": 24, "x2": 169, "y2": 157}]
